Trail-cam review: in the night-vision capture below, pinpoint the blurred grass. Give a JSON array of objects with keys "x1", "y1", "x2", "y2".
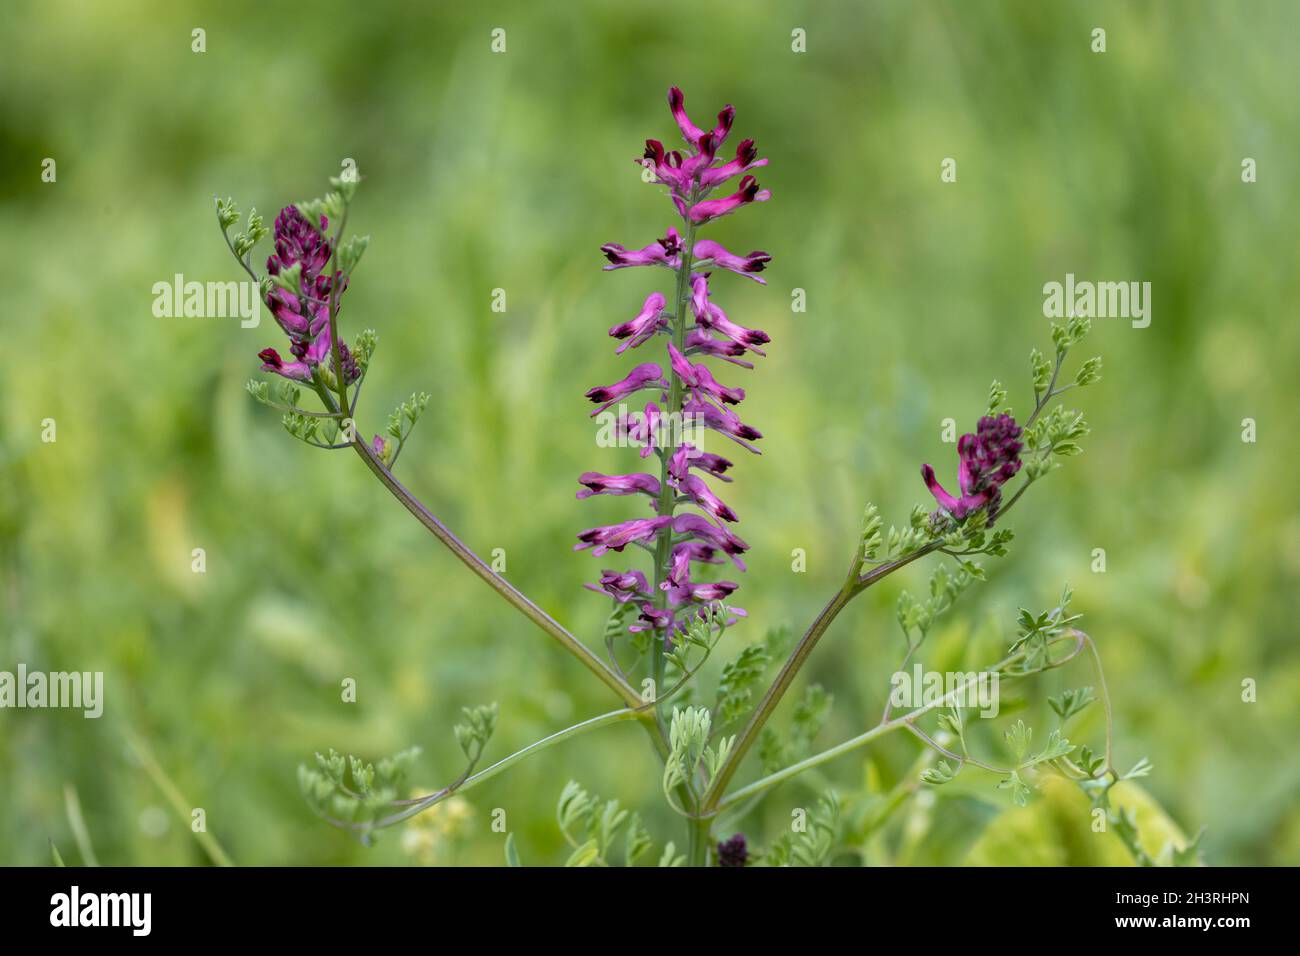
[{"x1": 1, "y1": 0, "x2": 1298, "y2": 865}]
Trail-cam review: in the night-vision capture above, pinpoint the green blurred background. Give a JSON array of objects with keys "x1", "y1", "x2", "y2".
[{"x1": 2, "y1": 0, "x2": 1297, "y2": 866}]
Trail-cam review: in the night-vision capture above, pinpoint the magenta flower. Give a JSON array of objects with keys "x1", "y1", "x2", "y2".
[
  {"x1": 579, "y1": 86, "x2": 772, "y2": 642},
  {"x1": 693, "y1": 239, "x2": 771, "y2": 283},
  {"x1": 258, "y1": 347, "x2": 311, "y2": 382},
  {"x1": 687, "y1": 175, "x2": 771, "y2": 224},
  {"x1": 668, "y1": 443, "x2": 735, "y2": 483},
  {"x1": 673, "y1": 514, "x2": 749, "y2": 568},
  {"x1": 612, "y1": 401, "x2": 664, "y2": 459},
  {"x1": 608, "y1": 292, "x2": 669, "y2": 353},
  {"x1": 717, "y1": 833, "x2": 748, "y2": 867},
  {"x1": 574, "y1": 516, "x2": 673, "y2": 556},
  {"x1": 666, "y1": 539, "x2": 724, "y2": 586},
  {"x1": 584, "y1": 569, "x2": 652, "y2": 603},
  {"x1": 664, "y1": 580, "x2": 739, "y2": 605},
  {"x1": 257, "y1": 204, "x2": 359, "y2": 384},
  {"x1": 921, "y1": 414, "x2": 1025, "y2": 521},
  {"x1": 601, "y1": 230, "x2": 682, "y2": 271},
  {"x1": 690, "y1": 274, "x2": 770, "y2": 355},
  {"x1": 668, "y1": 342, "x2": 745, "y2": 405},
  {"x1": 668, "y1": 87, "x2": 734, "y2": 151},
  {"x1": 675, "y1": 474, "x2": 738, "y2": 523},
  {"x1": 683, "y1": 398, "x2": 763, "y2": 453},
  {"x1": 584, "y1": 362, "x2": 667, "y2": 415},
  {"x1": 576, "y1": 472, "x2": 662, "y2": 500},
  {"x1": 684, "y1": 328, "x2": 755, "y2": 369},
  {"x1": 699, "y1": 140, "x2": 768, "y2": 190}
]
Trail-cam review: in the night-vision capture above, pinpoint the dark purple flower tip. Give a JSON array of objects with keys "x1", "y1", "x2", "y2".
[
  {"x1": 712, "y1": 105, "x2": 736, "y2": 144},
  {"x1": 717, "y1": 833, "x2": 748, "y2": 867},
  {"x1": 695, "y1": 131, "x2": 717, "y2": 161},
  {"x1": 667, "y1": 87, "x2": 703, "y2": 146}
]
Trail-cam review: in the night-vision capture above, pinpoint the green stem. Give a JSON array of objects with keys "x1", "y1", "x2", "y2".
[
  {"x1": 710, "y1": 629, "x2": 1090, "y2": 815},
  {"x1": 348, "y1": 436, "x2": 645, "y2": 710},
  {"x1": 702, "y1": 466, "x2": 1057, "y2": 815},
  {"x1": 649, "y1": 204, "x2": 700, "y2": 715},
  {"x1": 717, "y1": 720, "x2": 904, "y2": 814},
  {"x1": 701, "y1": 541, "x2": 941, "y2": 811},
  {"x1": 126, "y1": 730, "x2": 235, "y2": 867},
  {"x1": 62, "y1": 784, "x2": 99, "y2": 868},
  {"x1": 1079, "y1": 629, "x2": 1117, "y2": 775},
  {"x1": 325, "y1": 206, "x2": 352, "y2": 420},
  {"x1": 357, "y1": 708, "x2": 641, "y2": 830},
  {"x1": 688, "y1": 815, "x2": 712, "y2": 866}
]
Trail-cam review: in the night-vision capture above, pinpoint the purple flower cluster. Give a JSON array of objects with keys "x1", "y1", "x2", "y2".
[
  {"x1": 716, "y1": 833, "x2": 748, "y2": 867},
  {"x1": 576, "y1": 87, "x2": 772, "y2": 643},
  {"x1": 257, "y1": 205, "x2": 358, "y2": 384},
  {"x1": 921, "y1": 413, "x2": 1024, "y2": 521}
]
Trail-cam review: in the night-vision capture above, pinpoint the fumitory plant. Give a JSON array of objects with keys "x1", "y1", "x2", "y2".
[{"x1": 218, "y1": 87, "x2": 1199, "y2": 867}]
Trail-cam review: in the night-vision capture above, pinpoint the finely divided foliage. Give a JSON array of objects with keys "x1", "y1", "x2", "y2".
[{"x1": 220, "y1": 89, "x2": 1200, "y2": 867}]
